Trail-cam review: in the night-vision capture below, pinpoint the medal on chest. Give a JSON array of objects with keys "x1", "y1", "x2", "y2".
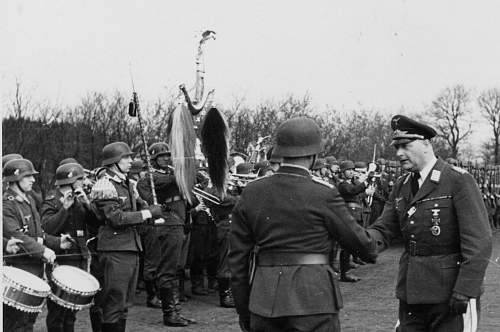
[{"x1": 430, "y1": 208, "x2": 441, "y2": 236}]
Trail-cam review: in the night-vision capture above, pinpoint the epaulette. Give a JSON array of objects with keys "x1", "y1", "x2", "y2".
[
  {"x1": 451, "y1": 166, "x2": 467, "y2": 174},
  {"x1": 312, "y1": 176, "x2": 334, "y2": 189},
  {"x1": 90, "y1": 176, "x2": 118, "y2": 200},
  {"x1": 155, "y1": 169, "x2": 167, "y2": 174}
]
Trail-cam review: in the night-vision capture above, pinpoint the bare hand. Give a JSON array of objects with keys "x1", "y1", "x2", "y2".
[
  {"x1": 358, "y1": 173, "x2": 369, "y2": 183},
  {"x1": 5, "y1": 237, "x2": 23, "y2": 254},
  {"x1": 74, "y1": 188, "x2": 90, "y2": 206},
  {"x1": 62, "y1": 191, "x2": 74, "y2": 210},
  {"x1": 60, "y1": 233, "x2": 74, "y2": 250},
  {"x1": 43, "y1": 247, "x2": 56, "y2": 264}
]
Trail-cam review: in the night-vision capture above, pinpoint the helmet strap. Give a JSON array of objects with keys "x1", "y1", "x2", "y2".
[{"x1": 309, "y1": 155, "x2": 317, "y2": 171}]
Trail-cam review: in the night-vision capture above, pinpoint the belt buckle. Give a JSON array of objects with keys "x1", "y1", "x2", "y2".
[{"x1": 409, "y1": 240, "x2": 417, "y2": 256}]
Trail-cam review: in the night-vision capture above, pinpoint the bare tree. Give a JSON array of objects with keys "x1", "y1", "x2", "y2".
[
  {"x1": 478, "y1": 88, "x2": 500, "y2": 163},
  {"x1": 429, "y1": 85, "x2": 472, "y2": 158}
]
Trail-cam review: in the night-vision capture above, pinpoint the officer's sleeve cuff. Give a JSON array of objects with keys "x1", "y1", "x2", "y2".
[{"x1": 141, "y1": 210, "x2": 152, "y2": 220}]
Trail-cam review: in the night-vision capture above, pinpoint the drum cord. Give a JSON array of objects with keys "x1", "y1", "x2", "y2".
[{"x1": 4, "y1": 252, "x2": 90, "y2": 259}]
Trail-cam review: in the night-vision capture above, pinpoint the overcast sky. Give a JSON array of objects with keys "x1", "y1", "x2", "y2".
[{"x1": 2, "y1": 0, "x2": 500, "y2": 147}]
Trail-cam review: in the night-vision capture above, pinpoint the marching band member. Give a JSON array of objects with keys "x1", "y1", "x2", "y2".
[
  {"x1": 41, "y1": 162, "x2": 100, "y2": 332},
  {"x1": 136, "y1": 142, "x2": 196, "y2": 327},
  {"x1": 3, "y1": 158, "x2": 72, "y2": 332},
  {"x1": 90, "y1": 142, "x2": 163, "y2": 332}
]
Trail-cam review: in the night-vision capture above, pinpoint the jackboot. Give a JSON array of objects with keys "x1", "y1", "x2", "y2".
[
  {"x1": 101, "y1": 322, "x2": 121, "y2": 332},
  {"x1": 160, "y1": 287, "x2": 188, "y2": 327},
  {"x1": 145, "y1": 281, "x2": 162, "y2": 308},
  {"x1": 172, "y1": 285, "x2": 197, "y2": 324},
  {"x1": 89, "y1": 307, "x2": 103, "y2": 332},
  {"x1": 177, "y1": 271, "x2": 190, "y2": 302},
  {"x1": 218, "y1": 278, "x2": 235, "y2": 308},
  {"x1": 118, "y1": 319, "x2": 126, "y2": 332},
  {"x1": 207, "y1": 276, "x2": 218, "y2": 294},
  {"x1": 191, "y1": 275, "x2": 208, "y2": 295}
]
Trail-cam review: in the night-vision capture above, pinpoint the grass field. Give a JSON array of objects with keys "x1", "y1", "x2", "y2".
[{"x1": 34, "y1": 230, "x2": 500, "y2": 331}]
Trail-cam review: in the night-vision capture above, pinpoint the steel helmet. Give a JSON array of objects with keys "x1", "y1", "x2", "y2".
[
  {"x1": 59, "y1": 158, "x2": 79, "y2": 166},
  {"x1": 101, "y1": 142, "x2": 135, "y2": 166},
  {"x1": 54, "y1": 163, "x2": 85, "y2": 186},
  {"x1": 148, "y1": 142, "x2": 170, "y2": 160},
  {"x1": 274, "y1": 117, "x2": 323, "y2": 157},
  {"x1": 340, "y1": 160, "x2": 355, "y2": 172},
  {"x1": 3, "y1": 158, "x2": 39, "y2": 182},
  {"x1": 2, "y1": 153, "x2": 23, "y2": 170}
]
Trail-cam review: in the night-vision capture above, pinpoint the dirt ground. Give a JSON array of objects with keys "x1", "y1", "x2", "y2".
[{"x1": 33, "y1": 230, "x2": 500, "y2": 332}]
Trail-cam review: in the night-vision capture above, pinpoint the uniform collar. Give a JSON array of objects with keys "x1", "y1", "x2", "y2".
[
  {"x1": 418, "y1": 155, "x2": 438, "y2": 184},
  {"x1": 106, "y1": 168, "x2": 127, "y2": 183},
  {"x1": 6, "y1": 187, "x2": 29, "y2": 203},
  {"x1": 277, "y1": 164, "x2": 311, "y2": 177}
]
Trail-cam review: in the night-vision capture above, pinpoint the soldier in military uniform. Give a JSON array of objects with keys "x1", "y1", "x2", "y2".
[
  {"x1": 90, "y1": 142, "x2": 163, "y2": 332},
  {"x1": 337, "y1": 160, "x2": 374, "y2": 282},
  {"x1": 368, "y1": 115, "x2": 492, "y2": 332},
  {"x1": 136, "y1": 142, "x2": 196, "y2": 327},
  {"x1": 41, "y1": 162, "x2": 100, "y2": 332},
  {"x1": 367, "y1": 158, "x2": 390, "y2": 226},
  {"x1": 2, "y1": 158, "x2": 73, "y2": 332},
  {"x1": 229, "y1": 117, "x2": 378, "y2": 332},
  {"x1": 128, "y1": 158, "x2": 161, "y2": 309}
]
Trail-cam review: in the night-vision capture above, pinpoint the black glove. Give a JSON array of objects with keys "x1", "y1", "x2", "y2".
[
  {"x1": 449, "y1": 292, "x2": 469, "y2": 314},
  {"x1": 238, "y1": 316, "x2": 250, "y2": 332},
  {"x1": 148, "y1": 205, "x2": 163, "y2": 219}
]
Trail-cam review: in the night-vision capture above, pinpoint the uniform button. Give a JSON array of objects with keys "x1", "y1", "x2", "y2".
[
  {"x1": 410, "y1": 221, "x2": 414, "y2": 225},
  {"x1": 410, "y1": 234, "x2": 415, "y2": 238}
]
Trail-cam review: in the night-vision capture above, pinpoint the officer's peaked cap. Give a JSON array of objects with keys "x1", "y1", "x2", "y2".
[{"x1": 391, "y1": 115, "x2": 437, "y2": 145}]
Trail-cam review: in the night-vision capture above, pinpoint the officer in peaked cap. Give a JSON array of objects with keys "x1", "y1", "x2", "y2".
[
  {"x1": 229, "y1": 117, "x2": 378, "y2": 332},
  {"x1": 368, "y1": 115, "x2": 492, "y2": 331}
]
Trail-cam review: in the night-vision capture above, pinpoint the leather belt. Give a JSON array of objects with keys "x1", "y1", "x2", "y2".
[
  {"x1": 406, "y1": 240, "x2": 460, "y2": 256},
  {"x1": 164, "y1": 195, "x2": 182, "y2": 204},
  {"x1": 257, "y1": 253, "x2": 329, "y2": 266}
]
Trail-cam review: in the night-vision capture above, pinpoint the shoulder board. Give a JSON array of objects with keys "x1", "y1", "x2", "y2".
[
  {"x1": 244, "y1": 175, "x2": 267, "y2": 185},
  {"x1": 155, "y1": 169, "x2": 167, "y2": 174},
  {"x1": 312, "y1": 176, "x2": 334, "y2": 189},
  {"x1": 45, "y1": 193, "x2": 56, "y2": 200},
  {"x1": 451, "y1": 166, "x2": 467, "y2": 174}
]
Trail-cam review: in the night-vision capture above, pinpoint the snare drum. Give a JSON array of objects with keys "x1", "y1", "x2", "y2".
[
  {"x1": 2, "y1": 266, "x2": 51, "y2": 313},
  {"x1": 49, "y1": 265, "x2": 100, "y2": 311}
]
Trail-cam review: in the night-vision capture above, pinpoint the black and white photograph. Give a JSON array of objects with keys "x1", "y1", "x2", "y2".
[{"x1": 2, "y1": 1, "x2": 500, "y2": 331}]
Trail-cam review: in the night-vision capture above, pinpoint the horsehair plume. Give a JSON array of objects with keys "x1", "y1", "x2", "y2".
[
  {"x1": 169, "y1": 103, "x2": 196, "y2": 204},
  {"x1": 201, "y1": 107, "x2": 230, "y2": 198}
]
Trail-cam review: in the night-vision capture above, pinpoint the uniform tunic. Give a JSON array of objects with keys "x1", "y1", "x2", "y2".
[
  {"x1": 229, "y1": 165, "x2": 378, "y2": 323},
  {"x1": 91, "y1": 169, "x2": 146, "y2": 324},
  {"x1": 3, "y1": 188, "x2": 61, "y2": 332},
  {"x1": 369, "y1": 159, "x2": 492, "y2": 304}
]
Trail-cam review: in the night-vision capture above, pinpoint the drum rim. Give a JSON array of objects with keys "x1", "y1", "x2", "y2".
[
  {"x1": 48, "y1": 292, "x2": 94, "y2": 311},
  {"x1": 3, "y1": 275, "x2": 51, "y2": 297},
  {"x1": 2, "y1": 293, "x2": 46, "y2": 313},
  {"x1": 51, "y1": 266, "x2": 100, "y2": 296},
  {"x1": 2, "y1": 266, "x2": 50, "y2": 297}
]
